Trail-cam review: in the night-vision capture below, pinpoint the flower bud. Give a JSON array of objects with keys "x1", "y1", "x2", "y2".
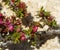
[
  {"x1": 20, "y1": 32, "x2": 26, "y2": 41},
  {"x1": 8, "y1": 24, "x2": 14, "y2": 32},
  {"x1": 32, "y1": 25, "x2": 38, "y2": 33}
]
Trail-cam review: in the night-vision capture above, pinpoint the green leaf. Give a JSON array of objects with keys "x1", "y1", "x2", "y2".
[
  {"x1": 15, "y1": 0, "x2": 20, "y2": 5},
  {"x1": 51, "y1": 20, "x2": 57, "y2": 27},
  {"x1": 11, "y1": 32, "x2": 20, "y2": 43},
  {"x1": 23, "y1": 30, "x2": 30, "y2": 35},
  {"x1": 44, "y1": 11, "x2": 50, "y2": 16},
  {"x1": 15, "y1": 9, "x2": 24, "y2": 18},
  {"x1": 31, "y1": 41, "x2": 36, "y2": 46},
  {"x1": 40, "y1": 6, "x2": 43, "y2": 11},
  {"x1": 40, "y1": 6, "x2": 45, "y2": 12},
  {"x1": 47, "y1": 20, "x2": 57, "y2": 28},
  {"x1": 23, "y1": 28, "x2": 32, "y2": 36},
  {"x1": 28, "y1": 28, "x2": 32, "y2": 33}
]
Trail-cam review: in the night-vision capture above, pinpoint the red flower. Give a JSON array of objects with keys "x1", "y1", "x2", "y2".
[
  {"x1": 32, "y1": 25, "x2": 38, "y2": 33},
  {"x1": 17, "y1": 2, "x2": 27, "y2": 10},
  {"x1": 20, "y1": 32, "x2": 26, "y2": 41},
  {"x1": 0, "y1": 18, "x2": 2, "y2": 21},
  {"x1": 5, "y1": 18, "x2": 11, "y2": 25},
  {"x1": 0, "y1": 13, "x2": 4, "y2": 24},
  {"x1": 11, "y1": 16, "x2": 16, "y2": 20},
  {"x1": 47, "y1": 16, "x2": 53, "y2": 21},
  {"x1": 0, "y1": 19, "x2": 3, "y2": 24}
]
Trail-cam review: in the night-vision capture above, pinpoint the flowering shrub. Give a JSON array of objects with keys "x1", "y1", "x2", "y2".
[
  {"x1": 0, "y1": 12, "x2": 38, "y2": 44},
  {"x1": 0, "y1": 0, "x2": 57, "y2": 48},
  {"x1": 3, "y1": 0, "x2": 28, "y2": 18},
  {"x1": 38, "y1": 7, "x2": 57, "y2": 28}
]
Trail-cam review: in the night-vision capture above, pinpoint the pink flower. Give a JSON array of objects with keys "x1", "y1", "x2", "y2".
[
  {"x1": 21, "y1": 36, "x2": 26, "y2": 41},
  {"x1": 0, "y1": 18, "x2": 2, "y2": 21},
  {"x1": 20, "y1": 32, "x2": 26, "y2": 41},
  {"x1": 8, "y1": 24, "x2": 14, "y2": 32},
  {"x1": 32, "y1": 25, "x2": 38, "y2": 33},
  {"x1": 0, "y1": 18, "x2": 3, "y2": 24}
]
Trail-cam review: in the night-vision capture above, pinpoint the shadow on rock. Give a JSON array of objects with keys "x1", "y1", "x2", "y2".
[
  {"x1": 7, "y1": 41, "x2": 34, "y2": 50},
  {"x1": 35, "y1": 31, "x2": 59, "y2": 49}
]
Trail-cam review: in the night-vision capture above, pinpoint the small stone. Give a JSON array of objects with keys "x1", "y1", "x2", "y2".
[
  {"x1": 43, "y1": 25, "x2": 49, "y2": 31},
  {"x1": 28, "y1": 39, "x2": 30, "y2": 42},
  {"x1": 5, "y1": 48, "x2": 9, "y2": 50}
]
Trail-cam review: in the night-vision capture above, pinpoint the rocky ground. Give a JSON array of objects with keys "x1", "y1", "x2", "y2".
[{"x1": 0, "y1": 0, "x2": 60, "y2": 50}]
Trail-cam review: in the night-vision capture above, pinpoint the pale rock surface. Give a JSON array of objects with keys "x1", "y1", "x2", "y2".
[
  {"x1": 45, "y1": 0, "x2": 60, "y2": 24},
  {"x1": 0, "y1": 1, "x2": 16, "y2": 17},
  {"x1": 40, "y1": 37, "x2": 60, "y2": 50}
]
